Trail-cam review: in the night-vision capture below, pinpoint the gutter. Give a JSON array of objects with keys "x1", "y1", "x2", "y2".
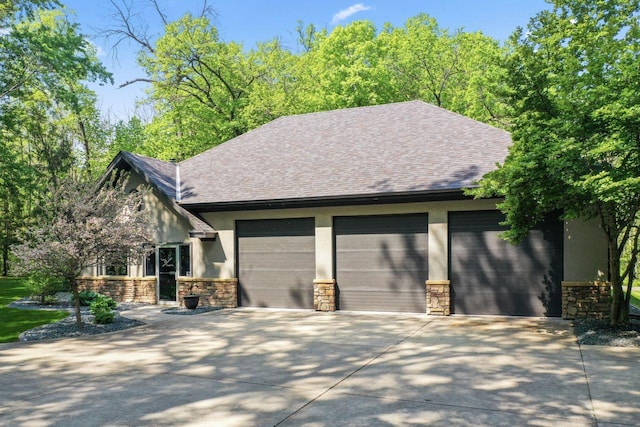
[
  {"x1": 175, "y1": 162, "x2": 182, "y2": 202},
  {"x1": 182, "y1": 189, "x2": 473, "y2": 213}
]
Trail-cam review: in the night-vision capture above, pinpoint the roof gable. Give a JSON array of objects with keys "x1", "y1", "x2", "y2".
[{"x1": 104, "y1": 151, "x2": 216, "y2": 238}]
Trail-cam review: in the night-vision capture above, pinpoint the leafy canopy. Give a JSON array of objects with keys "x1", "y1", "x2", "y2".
[{"x1": 471, "y1": 0, "x2": 640, "y2": 324}]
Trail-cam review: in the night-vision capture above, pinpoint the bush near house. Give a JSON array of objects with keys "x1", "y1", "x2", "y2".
[{"x1": 0, "y1": 277, "x2": 68, "y2": 343}]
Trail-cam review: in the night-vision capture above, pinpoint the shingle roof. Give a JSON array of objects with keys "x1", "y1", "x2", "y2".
[
  {"x1": 178, "y1": 101, "x2": 511, "y2": 206},
  {"x1": 121, "y1": 151, "x2": 177, "y2": 198}
]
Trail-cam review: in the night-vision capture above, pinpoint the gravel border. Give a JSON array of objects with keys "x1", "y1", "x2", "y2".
[
  {"x1": 574, "y1": 317, "x2": 640, "y2": 347},
  {"x1": 161, "y1": 306, "x2": 223, "y2": 315},
  {"x1": 9, "y1": 297, "x2": 147, "y2": 342},
  {"x1": 19, "y1": 313, "x2": 145, "y2": 342}
]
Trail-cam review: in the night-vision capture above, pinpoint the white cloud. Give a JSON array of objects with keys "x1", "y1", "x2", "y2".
[{"x1": 331, "y1": 3, "x2": 372, "y2": 25}]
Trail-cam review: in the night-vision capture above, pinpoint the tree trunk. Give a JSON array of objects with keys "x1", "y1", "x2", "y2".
[
  {"x1": 70, "y1": 278, "x2": 84, "y2": 330},
  {"x1": 2, "y1": 197, "x2": 9, "y2": 276},
  {"x1": 608, "y1": 237, "x2": 628, "y2": 326}
]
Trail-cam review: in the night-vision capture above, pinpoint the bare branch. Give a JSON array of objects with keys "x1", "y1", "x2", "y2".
[
  {"x1": 118, "y1": 78, "x2": 154, "y2": 88},
  {"x1": 150, "y1": 0, "x2": 168, "y2": 26},
  {"x1": 103, "y1": 0, "x2": 155, "y2": 55}
]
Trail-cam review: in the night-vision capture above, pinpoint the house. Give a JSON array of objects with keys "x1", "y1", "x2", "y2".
[{"x1": 79, "y1": 101, "x2": 610, "y2": 318}]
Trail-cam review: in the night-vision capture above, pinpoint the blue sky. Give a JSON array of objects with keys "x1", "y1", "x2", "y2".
[{"x1": 62, "y1": 0, "x2": 550, "y2": 120}]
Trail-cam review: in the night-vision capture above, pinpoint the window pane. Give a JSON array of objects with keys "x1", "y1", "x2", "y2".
[
  {"x1": 106, "y1": 259, "x2": 127, "y2": 276},
  {"x1": 179, "y1": 245, "x2": 191, "y2": 276},
  {"x1": 145, "y1": 249, "x2": 156, "y2": 276}
]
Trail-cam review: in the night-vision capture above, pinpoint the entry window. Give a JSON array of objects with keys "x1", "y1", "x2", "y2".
[
  {"x1": 144, "y1": 249, "x2": 156, "y2": 276},
  {"x1": 179, "y1": 244, "x2": 191, "y2": 276}
]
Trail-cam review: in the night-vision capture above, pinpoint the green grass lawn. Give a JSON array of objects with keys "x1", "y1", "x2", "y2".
[{"x1": 0, "y1": 277, "x2": 68, "y2": 343}]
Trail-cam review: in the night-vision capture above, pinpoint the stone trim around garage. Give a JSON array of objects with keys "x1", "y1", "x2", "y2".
[
  {"x1": 77, "y1": 277, "x2": 157, "y2": 304},
  {"x1": 178, "y1": 278, "x2": 238, "y2": 308},
  {"x1": 314, "y1": 279, "x2": 336, "y2": 312},
  {"x1": 562, "y1": 281, "x2": 611, "y2": 320},
  {"x1": 426, "y1": 280, "x2": 451, "y2": 316}
]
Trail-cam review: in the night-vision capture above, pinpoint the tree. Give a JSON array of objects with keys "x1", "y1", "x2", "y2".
[
  {"x1": 295, "y1": 20, "x2": 397, "y2": 111},
  {"x1": 471, "y1": 0, "x2": 640, "y2": 325},
  {"x1": 12, "y1": 176, "x2": 152, "y2": 328},
  {"x1": 0, "y1": 4, "x2": 112, "y2": 273},
  {"x1": 382, "y1": 14, "x2": 510, "y2": 126}
]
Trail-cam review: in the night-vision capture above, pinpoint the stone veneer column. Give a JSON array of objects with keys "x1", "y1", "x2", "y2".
[
  {"x1": 177, "y1": 278, "x2": 238, "y2": 308},
  {"x1": 314, "y1": 279, "x2": 336, "y2": 312},
  {"x1": 426, "y1": 280, "x2": 451, "y2": 316},
  {"x1": 562, "y1": 281, "x2": 611, "y2": 319}
]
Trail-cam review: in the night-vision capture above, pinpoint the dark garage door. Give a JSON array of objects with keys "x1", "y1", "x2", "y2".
[
  {"x1": 449, "y1": 210, "x2": 563, "y2": 316},
  {"x1": 334, "y1": 213, "x2": 428, "y2": 313},
  {"x1": 237, "y1": 218, "x2": 315, "y2": 309}
]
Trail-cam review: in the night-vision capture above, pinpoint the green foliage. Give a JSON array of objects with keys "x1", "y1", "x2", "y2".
[
  {"x1": 471, "y1": 0, "x2": 640, "y2": 325},
  {"x1": 0, "y1": 277, "x2": 68, "y2": 343},
  {"x1": 43, "y1": 294, "x2": 57, "y2": 305},
  {"x1": 0, "y1": 2, "x2": 112, "y2": 274},
  {"x1": 94, "y1": 293, "x2": 117, "y2": 310},
  {"x1": 121, "y1": 10, "x2": 509, "y2": 161},
  {"x1": 382, "y1": 14, "x2": 510, "y2": 125},
  {"x1": 90, "y1": 296, "x2": 115, "y2": 324},
  {"x1": 24, "y1": 271, "x2": 68, "y2": 299},
  {"x1": 75, "y1": 290, "x2": 99, "y2": 306}
]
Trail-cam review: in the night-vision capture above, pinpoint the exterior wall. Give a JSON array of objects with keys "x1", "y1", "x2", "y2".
[
  {"x1": 77, "y1": 277, "x2": 156, "y2": 304},
  {"x1": 80, "y1": 170, "x2": 214, "y2": 304},
  {"x1": 198, "y1": 200, "x2": 608, "y2": 317},
  {"x1": 85, "y1": 175, "x2": 609, "y2": 316},
  {"x1": 563, "y1": 218, "x2": 608, "y2": 282},
  {"x1": 199, "y1": 198, "x2": 502, "y2": 280}
]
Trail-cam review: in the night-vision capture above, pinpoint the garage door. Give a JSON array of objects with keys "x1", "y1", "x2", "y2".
[
  {"x1": 237, "y1": 218, "x2": 315, "y2": 309},
  {"x1": 334, "y1": 214, "x2": 428, "y2": 313},
  {"x1": 449, "y1": 210, "x2": 563, "y2": 316}
]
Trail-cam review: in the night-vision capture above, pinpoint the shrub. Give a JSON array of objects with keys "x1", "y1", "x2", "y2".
[
  {"x1": 95, "y1": 294, "x2": 117, "y2": 310},
  {"x1": 90, "y1": 296, "x2": 116, "y2": 324},
  {"x1": 43, "y1": 295, "x2": 58, "y2": 306},
  {"x1": 75, "y1": 290, "x2": 99, "y2": 306},
  {"x1": 25, "y1": 273, "x2": 69, "y2": 304}
]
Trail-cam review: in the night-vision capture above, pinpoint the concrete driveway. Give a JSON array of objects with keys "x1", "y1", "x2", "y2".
[{"x1": 0, "y1": 308, "x2": 638, "y2": 426}]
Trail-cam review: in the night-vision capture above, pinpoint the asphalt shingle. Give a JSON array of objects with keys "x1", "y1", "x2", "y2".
[{"x1": 178, "y1": 101, "x2": 511, "y2": 206}]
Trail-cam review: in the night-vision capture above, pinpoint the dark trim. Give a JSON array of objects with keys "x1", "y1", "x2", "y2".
[
  {"x1": 183, "y1": 189, "x2": 472, "y2": 212},
  {"x1": 188, "y1": 230, "x2": 217, "y2": 240}
]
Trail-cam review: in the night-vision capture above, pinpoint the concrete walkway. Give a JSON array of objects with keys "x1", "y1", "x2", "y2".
[{"x1": 0, "y1": 307, "x2": 638, "y2": 426}]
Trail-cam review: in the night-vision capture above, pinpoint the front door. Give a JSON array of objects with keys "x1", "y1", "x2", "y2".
[{"x1": 158, "y1": 247, "x2": 177, "y2": 301}]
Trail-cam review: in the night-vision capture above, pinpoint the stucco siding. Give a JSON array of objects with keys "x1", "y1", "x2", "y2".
[
  {"x1": 563, "y1": 218, "x2": 608, "y2": 282},
  {"x1": 198, "y1": 198, "x2": 502, "y2": 279}
]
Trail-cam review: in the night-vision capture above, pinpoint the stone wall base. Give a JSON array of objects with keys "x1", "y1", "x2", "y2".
[
  {"x1": 562, "y1": 281, "x2": 611, "y2": 319},
  {"x1": 426, "y1": 280, "x2": 450, "y2": 316},
  {"x1": 178, "y1": 278, "x2": 238, "y2": 308},
  {"x1": 314, "y1": 279, "x2": 336, "y2": 311},
  {"x1": 77, "y1": 277, "x2": 157, "y2": 304}
]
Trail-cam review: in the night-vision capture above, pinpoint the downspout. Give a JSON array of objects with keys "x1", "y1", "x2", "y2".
[{"x1": 175, "y1": 162, "x2": 182, "y2": 202}]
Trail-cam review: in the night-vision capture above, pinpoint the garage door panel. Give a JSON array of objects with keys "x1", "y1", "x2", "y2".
[
  {"x1": 336, "y1": 250, "x2": 427, "y2": 272},
  {"x1": 449, "y1": 210, "x2": 563, "y2": 317},
  {"x1": 237, "y1": 218, "x2": 315, "y2": 309},
  {"x1": 334, "y1": 214, "x2": 428, "y2": 313},
  {"x1": 239, "y1": 251, "x2": 315, "y2": 270},
  {"x1": 338, "y1": 288, "x2": 427, "y2": 313}
]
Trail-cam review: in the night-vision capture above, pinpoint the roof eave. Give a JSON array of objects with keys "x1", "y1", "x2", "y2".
[{"x1": 182, "y1": 189, "x2": 475, "y2": 213}]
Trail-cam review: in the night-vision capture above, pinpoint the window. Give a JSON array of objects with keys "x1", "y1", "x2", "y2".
[
  {"x1": 179, "y1": 244, "x2": 191, "y2": 276},
  {"x1": 98, "y1": 257, "x2": 128, "y2": 276},
  {"x1": 144, "y1": 248, "x2": 156, "y2": 277}
]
